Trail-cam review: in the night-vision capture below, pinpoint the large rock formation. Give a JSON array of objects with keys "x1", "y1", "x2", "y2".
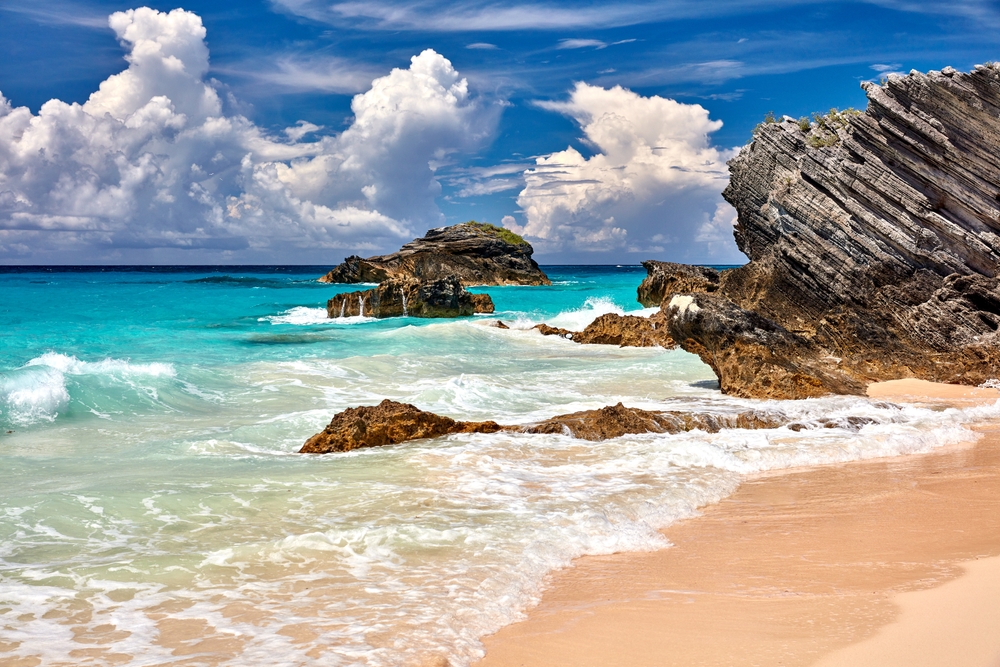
[
  {"x1": 327, "y1": 276, "x2": 494, "y2": 319},
  {"x1": 656, "y1": 65, "x2": 1000, "y2": 398},
  {"x1": 300, "y1": 400, "x2": 875, "y2": 453},
  {"x1": 319, "y1": 222, "x2": 551, "y2": 286}
]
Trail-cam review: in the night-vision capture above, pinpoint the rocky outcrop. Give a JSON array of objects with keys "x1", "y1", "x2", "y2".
[
  {"x1": 656, "y1": 65, "x2": 1000, "y2": 398},
  {"x1": 319, "y1": 222, "x2": 550, "y2": 286},
  {"x1": 300, "y1": 400, "x2": 503, "y2": 453},
  {"x1": 637, "y1": 261, "x2": 721, "y2": 307},
  {"x1": 327, "y1": 276, "x2": 494, "y2": 319},
  {"x1": 664, "y1": 294, "x2": 866, "y2": 399},
  {"x1": 301, "y1": 400, "x2": 876, "y2": 453},
  {"x1": 534, "y1": 311, "x2": 676, "y2": 348},
  {"x1": 520, "y1": 402, "x2": 785, "y2": 440}
]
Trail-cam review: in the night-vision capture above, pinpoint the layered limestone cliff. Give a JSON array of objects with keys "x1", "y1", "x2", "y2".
[
  {"x1": 319, "y1": 222, "x2": 551, "y2": 286},
  {"x1": 657, "y1": 65, "x2": 1000, "y2": 398}
]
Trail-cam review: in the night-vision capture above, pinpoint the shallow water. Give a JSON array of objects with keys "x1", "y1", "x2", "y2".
[{"x1": 1, "y1": 266, "x2": 996, "y2": 666}]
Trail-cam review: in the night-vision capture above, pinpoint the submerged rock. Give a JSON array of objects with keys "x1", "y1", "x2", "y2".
[
  {"x1": 518, "y1": 402, "x2": 785, "y2": 441},
  {"x1": 533, "y1": 311, "x2": 676, "y2": 348},
  {"x1": 319, "y1": 222, "x2": 550, "y2": 286},
  {"x1": 650, "y1": 65, "x2": 1000, "y2": 398},
  {"x1": 300, "y1": 399, "x2": 503, "y2": 453},
  {"x1": 327, "y1": 276, "x2": 495, "y2": 319}
]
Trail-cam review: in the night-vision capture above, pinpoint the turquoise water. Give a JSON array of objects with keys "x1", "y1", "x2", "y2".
[{"x1": 0, "y1": 266, "x2": 995, "y2": 666}]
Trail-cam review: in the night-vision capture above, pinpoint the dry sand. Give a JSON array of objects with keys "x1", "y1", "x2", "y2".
[{"x1": 474, "y1": 380, "x2": 1000, "y2": 667}]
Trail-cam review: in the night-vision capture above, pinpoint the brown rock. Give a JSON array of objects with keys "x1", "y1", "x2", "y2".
[
  {"x1": 327, "y1": 276, "x2": 494, "y2": 319},
  {"x1": 663, "y1": 293, "x2": 866, "y2": 399},
  {"x1": 637, "y1": 261, "x2": 721, "y2": 307},
  {"x1": 300, "y1": 399, "x2": 503, "y2": 453},
  {"x1": 301, "y1": 400, "x2": 878, "y2": 453},
  {"x1": 520, "y1": 402, "x2": 786, "y2": 441},
  {"x1": 533, "y1": 311, "x2": 676, "y2": 348},
  {"x1": 494, "y1": 320, "x2": 510, "y2": 329},
  {"x1": 319, "y1": 222, "x2": 550, "y2": 286}
]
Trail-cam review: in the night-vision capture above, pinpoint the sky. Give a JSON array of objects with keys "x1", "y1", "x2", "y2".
[{"x1": 0, "y1": 1, "x2": 998, "y2": 265}]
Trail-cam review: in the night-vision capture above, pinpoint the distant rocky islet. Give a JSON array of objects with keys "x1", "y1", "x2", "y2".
[{"x1": 319, "y1": 221, "x2": 547, "y2": 319}]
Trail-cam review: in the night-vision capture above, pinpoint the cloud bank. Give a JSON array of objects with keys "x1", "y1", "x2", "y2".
[
  {"x1": 511, "y1": 82, "x2": 743, "y2": 262},
  {"x1": 0, "y1": 7, "x2": 498, "y2": 261}
]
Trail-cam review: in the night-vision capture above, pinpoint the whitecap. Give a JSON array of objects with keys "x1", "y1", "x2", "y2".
[{"x1": 25, "y1": 352, "x2": 175, "y2": 377}]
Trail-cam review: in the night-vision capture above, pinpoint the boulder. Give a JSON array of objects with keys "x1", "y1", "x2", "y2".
[
  {"x1": 300, "y1": 399, "x2": 503, "y2": 453},
  {"x1": 327, "y1": 276, "x2": 495, "y2": 319},
  {"x1": 533, "y1": 311, "x2": 676, "y2": 348},
  {"x1": 319, "y1": 222, "x2": 550, "y2": 286}
]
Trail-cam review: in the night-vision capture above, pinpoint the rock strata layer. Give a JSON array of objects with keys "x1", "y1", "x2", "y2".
[
  {"x1": 653, "y1": 65, "x2": 1000, "y2": 398},
  {"x1": 327, "y1": 276, "x2": 495, "y2": 319},
  {"x1": 319, "y1": 222, "x2": 550, "y2": 286},
  {"x1": 301, "y1": 400, "x2": 878, "y2": 453}
]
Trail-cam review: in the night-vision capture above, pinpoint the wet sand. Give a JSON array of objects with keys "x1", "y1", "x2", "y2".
[{"x1": 474, "y1": 381, "x2": 1000, "y2": 667}]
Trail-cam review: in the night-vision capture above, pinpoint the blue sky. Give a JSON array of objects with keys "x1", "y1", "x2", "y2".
[{"x1": 0, "y1": 0, "x2": 997, "y2": 264}]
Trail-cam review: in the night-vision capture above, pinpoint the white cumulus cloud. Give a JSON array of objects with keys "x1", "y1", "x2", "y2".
[
  {"x1": 0, "y1": 7, "x2": 497, "y2": 262},
  {"x1": 512, "y1": 82, "x2": 744, "y2": 261}
]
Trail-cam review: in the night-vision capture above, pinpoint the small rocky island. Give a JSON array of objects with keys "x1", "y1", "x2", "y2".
[
  {"x1": 319, "y1": 222, "x2": 551, "y2": 286},
  {"x1": 326, "y1": 276, "x2": 494, "y2": 318},
  {"x1": 319, "y1": 222, "x2": 552, "y2": 318},
  {"x1": 321, "y1": 221, "x2": 547, "y2": 320}
]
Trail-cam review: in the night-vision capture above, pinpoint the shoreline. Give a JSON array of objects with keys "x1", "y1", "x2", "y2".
[{"x1": 473, "y1": 381, "x2": 1000, "y2": 666}]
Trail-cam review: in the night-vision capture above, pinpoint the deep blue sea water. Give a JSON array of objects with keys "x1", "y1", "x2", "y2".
[{"x1": 0, "y1": 265, "x2": 993, "y2": 666}]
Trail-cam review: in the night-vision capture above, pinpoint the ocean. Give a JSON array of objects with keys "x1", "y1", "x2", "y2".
[{"x1": 1, "y1": 265, "x2": 996, "y2": 666}]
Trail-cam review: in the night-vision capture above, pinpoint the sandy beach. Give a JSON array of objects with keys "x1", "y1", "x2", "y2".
[{"x1": 475, "y1": 380, "x2": 1000, "y2": 667}]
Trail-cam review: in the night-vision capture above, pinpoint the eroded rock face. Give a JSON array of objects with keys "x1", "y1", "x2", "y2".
[
  {"x1": 664, "y1": 294, "x2": 866, "y2": 399},
  {"x1": 319, "y1": 222, "x2": 550, "y2": 286},
  {"x1": 636, "y1": 261, "x2": 721, "y2": 307},
  {"x1": 301, "y1": 400, "x2": 876, "y2": 453},
  {"x1": 533, "y1": 311, "x2": 676, "y2": 348},
  {"x1": 327, "y1": 276, "x2": 495, "y2": 319},
  {"x1": 656, "y1": 65, "x2": 1000, "y2": 397},
  {"x1": 300, "y1": 399, "x2": 503, "y2": 453}
]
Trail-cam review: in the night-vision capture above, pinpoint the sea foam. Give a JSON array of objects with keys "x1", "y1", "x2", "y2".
[{"x1": 262, "y1": 306, "x2": 376, "y2": 325}]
